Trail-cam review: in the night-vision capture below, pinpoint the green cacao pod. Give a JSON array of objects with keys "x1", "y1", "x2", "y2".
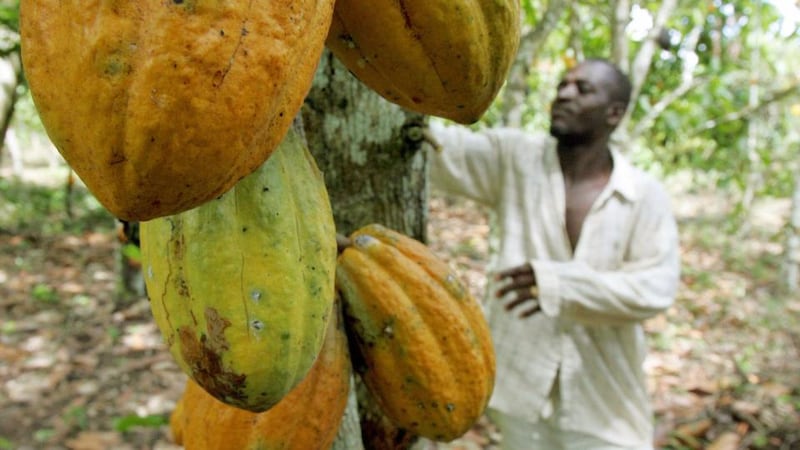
[
  {"x1": 336, "y1": 224, "x2": 496, "y2": 441},
  {"x1": 141, "y1": 124, "x2": 336, "y2": 412}
]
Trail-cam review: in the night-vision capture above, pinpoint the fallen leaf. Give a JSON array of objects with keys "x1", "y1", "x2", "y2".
[
  {"x1": 0, "y1": 343, "x2": 29, "y2": 363},
  {"x1": 732, "y1": 400, "x2": 760, "y2": 416},
  {"x1": 65, "y1": 431, "x2": 122, "y2": 450},
  {"x1": 674, "y1": 417, "x2": 713, "y2": 437},
  {"x1": 759, "y1": 381, "x2": 791, "y2": 399},
  {"x1": 706, "y1": 431, "x2": 740, "y2": 450}
]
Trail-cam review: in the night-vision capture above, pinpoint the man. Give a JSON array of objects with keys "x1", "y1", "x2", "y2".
[{"x1": 427, "y1": 58, "x2": 681, "y2": 449}]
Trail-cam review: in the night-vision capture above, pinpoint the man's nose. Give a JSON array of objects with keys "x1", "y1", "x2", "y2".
[{"x1": 557, "y1": 83, "x2": 578, "y2": 100}]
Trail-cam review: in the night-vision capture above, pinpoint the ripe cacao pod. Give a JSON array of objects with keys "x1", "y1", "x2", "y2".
[
  {"x1": 325, "y1": 0, "x2": 520, "y2": 124},
  {"x1": 20, "y1": 0, "x2": 334, "y2": 221},
  {"x1": 336, "y1": 224, "x2": 496, "y2": 441},
  {"x1": 170, "y1": 302, "x2": 351, "y2": 450},
  {"x1": 140, "y1": 124, "x2": 336, "y2": 412}
]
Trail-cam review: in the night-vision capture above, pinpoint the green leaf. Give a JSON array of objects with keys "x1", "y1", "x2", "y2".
[
  {"x1": 33, "y1": 429, "x2": 54, "y2": 443},
  {"x1": 112, "y1": 414, "x2": 169, "y2": 433},
  {"x1": 0, "y1": 437, "x2": 14, "y2": 450},
  {"x1": 0, "y1": 3, "x2": 19, "y2": 31},
  {"x1": 121, "y1": 243, "x2": 142, "y2": 263},
  {"x1": 31, "y1": 283, "x2": 58, "y2": 303},
  {"x1": 64, "y1": 406, "x2": 89, "y2": 430}
]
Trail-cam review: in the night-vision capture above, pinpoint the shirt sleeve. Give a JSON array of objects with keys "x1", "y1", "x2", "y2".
[
  {"x1": 533, "y1": 185, "x2": 681, "y2": 326},
  {"x1": 427, "y1": 121, "x2": 509, "y2": 206}
]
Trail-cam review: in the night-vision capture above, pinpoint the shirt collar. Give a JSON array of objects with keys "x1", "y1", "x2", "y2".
[
  {"x1": 543, "y1": 138, "x2": 640, "y2": 203},
  {"x1": 608, "y1": 147, "x2": 639, "y2": 202}
]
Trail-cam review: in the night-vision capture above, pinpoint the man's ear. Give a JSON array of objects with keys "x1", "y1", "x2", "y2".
[{"x1": 606, "y1": 102, "x2": 626, "y2": 127}]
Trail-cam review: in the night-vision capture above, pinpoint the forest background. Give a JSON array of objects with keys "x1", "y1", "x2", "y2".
[{"x1": 1, "y1": 0, "x2": 800, "y2": 449}]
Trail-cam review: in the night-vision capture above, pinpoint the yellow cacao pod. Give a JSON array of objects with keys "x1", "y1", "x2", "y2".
[
  {"x1": 326, "y1": 0, "x2": 520, "y2": 124},
  {"x1": 141, "y1": 125, "x2": 336, "y2": 412},
  {"x1": 170, "y1": 303, "x2": 351, "y2": 450},
  {"x1": 336, "y1": 224, "x2": 495, "y2": 442},
  {"x1": 20, "y1": 0, "x2": 334, "y2": 221}
]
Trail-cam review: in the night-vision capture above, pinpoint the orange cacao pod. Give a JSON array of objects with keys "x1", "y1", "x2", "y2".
[
  {"x1": 20, "y1": 0, "x2": 334, "y2": 220},
  {"x1": 326, "y1": 0, "x2": 520, "y2": 124},
  {"x1": 336, "y1": 224, "x2": 495, "y2": 442},
  {"x1": 170, "y1": 303, "x2": 351, "y2": 450}
]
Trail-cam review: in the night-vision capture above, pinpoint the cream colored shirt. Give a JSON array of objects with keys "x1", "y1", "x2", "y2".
[{"x1": 428, "y1": 122, "x2": 680, "y2": 448}]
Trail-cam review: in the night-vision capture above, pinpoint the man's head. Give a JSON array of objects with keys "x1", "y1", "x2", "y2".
[{"x1": 549, "y1": 58, "x2": 632, "y2": 146}]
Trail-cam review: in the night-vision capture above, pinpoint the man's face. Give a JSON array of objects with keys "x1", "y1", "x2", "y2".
[{"x1": 549, "y1": 62, "x2": 618, "y2": 145}]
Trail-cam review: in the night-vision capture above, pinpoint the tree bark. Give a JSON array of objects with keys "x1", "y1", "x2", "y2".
[
  {"x1": 739, "y1": 0, "x2": 764, "y2": 236},
  {"x1": 332, "y1": 377, "x2": 366, "y2": 450},
  {"x1": 302, "y1": 50, "x2": 428, "y2": 450},
  {"x1": 302, "y1": 52, "x2": 428, "y2": 241},
  {"x1": 784, "y1": 164, "x2": 800, "y2": 293},
  {"x1": 0, "y1": 51, "x2": 21, "y2": 172},
  {"x1": 610, "y1": 0, "x2": 630, "y2": 73}
]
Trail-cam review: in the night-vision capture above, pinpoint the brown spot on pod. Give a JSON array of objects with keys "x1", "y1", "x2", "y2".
[{"x1": 178, "y1": 307, "x2": 247, "y2": 405}]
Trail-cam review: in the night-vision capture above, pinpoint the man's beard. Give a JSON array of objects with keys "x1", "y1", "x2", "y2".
[{"x1": 549, "y1": 124, "x2": 591, "y2": 147}]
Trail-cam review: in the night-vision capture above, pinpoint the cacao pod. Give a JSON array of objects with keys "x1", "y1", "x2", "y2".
[
  {"x1": 140, "y1": 124, "x2": 336, "y2": 412},
  {"x1": 336, "y1": 224, "x2": 495, "y2": 442},
  {"x1": 20, "y1": 0, "x2": 334, "y2": 221},
  {"x1": 325, "y1": 0, "x2": 520, "y2": 124},
  {"x1": 170, "y1": 302, "x2": 351, "y2": 450}
]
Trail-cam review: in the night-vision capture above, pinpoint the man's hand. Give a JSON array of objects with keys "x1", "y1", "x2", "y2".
[{"x1": 494, "y1": 263, "x2": 540, "y2": 317}]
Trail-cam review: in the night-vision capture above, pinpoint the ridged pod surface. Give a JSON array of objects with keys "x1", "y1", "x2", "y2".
[
  {"x1": 170, "y1": 303, "x2": 351, "y2": 450},
  {"x1": 140, "y1": 126, "x2": 336, "y2": 412},
  {"x1": 336, "y1": 224, "x2": 496, "y2": 441},
  {"x1": 20, "y1": 0, "x2": 334, "y2": 220},
  {"x1": 325, "y1": 0, "x2": 520, "y2": 124}
]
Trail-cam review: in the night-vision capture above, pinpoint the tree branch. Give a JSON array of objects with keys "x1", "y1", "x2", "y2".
[
  {"x1": 630, "y1": 24, "x2": 705, "y2": 139},
  {"x1": 610, "y1": 0, "x2": 631, "y2": 72},
  {"x1": 617, "y1": 0, "x2": 679, "y2": 133},
  {"x1": 690, "y1": 81, "x2": 800, "y2": 135},
  {"x1": 631, "y1": 76, "x2": 707, "y2": 139},
  {"x1": 499, "y1": 0, "x2": 569, "y2": 127}
]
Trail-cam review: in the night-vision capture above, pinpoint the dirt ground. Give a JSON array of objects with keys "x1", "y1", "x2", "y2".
[{"x1": 1, "y1": 171, "x2": 799, "y2": 449}]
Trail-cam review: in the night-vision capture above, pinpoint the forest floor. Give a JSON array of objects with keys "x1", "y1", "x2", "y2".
[{"x1": 1, "y1": 167, "x2": 799, "y2": 450}]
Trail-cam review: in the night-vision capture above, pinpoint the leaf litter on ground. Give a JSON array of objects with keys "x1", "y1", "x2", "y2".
[{"x1": 0, "y1": 181, "x2": 798, "y2": 449}]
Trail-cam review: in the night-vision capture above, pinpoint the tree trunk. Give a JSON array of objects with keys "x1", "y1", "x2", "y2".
[
  {"x1": 783, "y1": 158, "x2": 800, "y2": 293},
  {"x1": 115, "y1": 220, "x2": 145, "y2": 305},
  {"x1": 332, "y1": 377, "x2": 366, "y2": 450},
  {"x1": 0, "y1": 52, "x2": 22, "y2": 173},
  {"x1": 302, "y1": 50, "x2": 428, "y2": 450},
  {"x1": 739, "y1": 0, "x2": 764, "y2": 237},
  {"x1": 302, "y1": 52, "x2": 428, "y2": 241},
  {"x1": 610, "y1": 0, "x2": 630, "y2": 73}
]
